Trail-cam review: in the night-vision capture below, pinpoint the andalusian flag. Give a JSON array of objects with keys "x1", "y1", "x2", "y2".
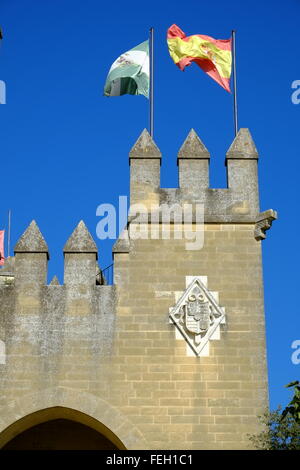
[
  {"x1": 104, "y1": 40, "x2": 149, "y2": 98},
  {"x1": 167, "y1": 24, "x2": 232, "y2": 92}
]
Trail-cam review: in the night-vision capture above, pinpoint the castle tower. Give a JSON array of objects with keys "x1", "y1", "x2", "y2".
[
  {"x1": 113, "y1": 128, "x2": 277, "y2": 449},
  {"x1": 0, "y1": 129, "x2": 276, "y2": 450}
]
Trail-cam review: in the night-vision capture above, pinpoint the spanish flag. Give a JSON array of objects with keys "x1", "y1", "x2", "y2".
[{"x1": 167, "y1": 24, "x2": 232, "y2": 92}]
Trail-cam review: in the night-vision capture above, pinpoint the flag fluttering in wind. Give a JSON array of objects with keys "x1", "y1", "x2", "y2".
[
  {"x1": 0, "y1": 231, "x2": 4, "y2": 266},
  {"x1": 104, "y1": 40, "x2": 150, "y2": 98},
  {"x1": 167, "y1": 24, "x2": 232, "y2": 92}
]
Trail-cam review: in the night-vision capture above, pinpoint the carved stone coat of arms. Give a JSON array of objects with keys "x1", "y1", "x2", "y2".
[{"x1": 169, "y1": 277, "x2": 226, "y2": 356}]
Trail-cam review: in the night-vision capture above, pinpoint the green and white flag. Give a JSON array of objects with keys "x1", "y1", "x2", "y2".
[{"x1": 104, "y1": 40, "x2": 149, "y2": 98}]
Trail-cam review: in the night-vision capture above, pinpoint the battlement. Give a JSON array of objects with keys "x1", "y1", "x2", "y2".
[
  {"x1": 129, "y1": 128, "x2": 261, "y2": 223},
  {"x1": 0, "y1": 220, "x2": 115, "y2": 319},
  {"x1": 0, "y1": 129, "x2": 277, "y2": 285},
  {"x1": 0, "y1": 127, "x2": 278, "y2": 450}
]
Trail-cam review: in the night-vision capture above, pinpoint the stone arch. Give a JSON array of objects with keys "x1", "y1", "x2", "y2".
[
  {"x1": 0, "y1": 408, "x2": 124, "y2": 449},
  {"x1": 0, "y1": 387, "x2": 147, "y2": 449}
]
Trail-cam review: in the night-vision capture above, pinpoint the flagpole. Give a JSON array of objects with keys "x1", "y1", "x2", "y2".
[
  {"x1": 7, "y1": 209, "x2": 11, "y2": 258},
  {"x1": 231, "y1": 30, "x2": 238, "y2": 137},
  {"x1": 149, "y1": 27, "x2": 154, "y2": 138}
]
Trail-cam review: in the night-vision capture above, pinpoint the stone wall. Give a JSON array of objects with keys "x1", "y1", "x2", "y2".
[{"x1": 0, "y1": 128, "x2": 277, "y2": 449}]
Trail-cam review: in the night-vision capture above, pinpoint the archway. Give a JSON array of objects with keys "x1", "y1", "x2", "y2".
[
  {"x1": 0, "y1": 387, "x2": 147, "y2": 449},
  {"x1": 2, "y1": 419, "x2": 118, "y2": 450},
  {"x1": 0, "y1": 407, "x2": 126, "y2": 450}
]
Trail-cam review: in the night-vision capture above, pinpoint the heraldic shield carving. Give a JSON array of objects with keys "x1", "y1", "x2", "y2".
[{"x1": 169, "y1": 276, "x2": 226, "y2": 356}]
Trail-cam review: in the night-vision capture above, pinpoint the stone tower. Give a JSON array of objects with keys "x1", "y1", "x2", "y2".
[{"x1": 0, "y1": 128, "x2": 276, "y2": 450}]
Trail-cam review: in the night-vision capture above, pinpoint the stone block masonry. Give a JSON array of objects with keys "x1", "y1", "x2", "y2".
[{"x1": 0, "y1": 128, "x2": 277, "y2": 449}]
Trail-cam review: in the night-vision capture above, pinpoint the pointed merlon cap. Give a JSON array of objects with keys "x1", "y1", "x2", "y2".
[
  {"x1": 129, "y1": 129, "x2": 161, "y2": 164},
  {"x1": 226, "y1": 128, "x2": 259, "y2": 161},
  {"x1": 63, "y1": 220, "x2": 98, "y2": 260},
  {"x1": 14, "y1": 220, "x2": 49, "y2": 259},
  {"x1": 177, "y1": 129, "x2": 210, "y2": 163},
  {"x1": 49, "y1": 275, "x2": 60, "y2": 286},
  {"x1": 112, "y1": 229, "x2": 130, "y2": 255}
]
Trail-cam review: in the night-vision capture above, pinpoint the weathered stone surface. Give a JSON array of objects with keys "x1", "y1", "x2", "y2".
[
  {"x1": 158, "y1": 187, "x2": 258, "y2": 223},
  {"x1": 113, "y1": 230, "x2": 131, "y2": 255},
  {"x1": 0, "y1": 256, "x2": 15, "y2": 275},
  {"x1": 223, "y1": 129, "x2": 260, "y2": 219},
  {"x1": 127, "y1": 128, "x2": 269, "y2": 224},
  {"x1": 0, "y1": 128, "x2": 277, "y2": 451},
  {"x1": 129, "y1": 129, "x2": 161, "y2": 161},
  {"x1": 49, "y1": 276, "x2": 60, "y2": 286},
  {"x1": 178, "y1": 129, "x2": 210, "y2": 160},
  {"x1": 14, "y1": 221, "x2": 49, "y2": 259},
  {"x1": 129, "y1": 131, "x2": 161, "y2": 207},
  {"x1": 177, "y1": 129, "x2": 210, "y2": 191},
  {"x1": 254, "y1": 209, "x2": 278, "y2": 241},
  {"x1": 64, "y1": 220, "x2": 98, "y2": 258},
  {"x1": 226, "y1": 128, "x2": 258, "y2": 160}
]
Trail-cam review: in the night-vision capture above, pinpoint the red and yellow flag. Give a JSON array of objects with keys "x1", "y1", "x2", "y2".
[
  {"x1": 167, "y1": 24, "x2": 232, "y2": 92},
  {"x1": 0, "y1": 230, "x2": 4, "y2": 266}
]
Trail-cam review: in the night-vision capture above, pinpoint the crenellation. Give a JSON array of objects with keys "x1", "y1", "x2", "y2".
[
  {"x1": 63, "y1": 220, "x2": 98, "y2": 287},
  {"x1": 177, "y1": 129, "x2": 210, "y2": 192},
  {"x1": 225, "y1": 128, "x2": 260, "y2": 214},
  {"x1": 0, "y1": 127, "x2": 276, "y2": 450},
  {"x1": 129, "y1": 129, "x2": 161, "y2": 207},
  {"x1": 126, "y1": 128, "x2": 266, "y2": 229},
  {"x1": 14, "y1": 221, "x2": 49, "y2": 289}
]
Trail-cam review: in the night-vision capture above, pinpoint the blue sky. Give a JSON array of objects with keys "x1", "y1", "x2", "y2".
[{"x1": 0, "y1": 0, "x2": 299, "y2": 410}]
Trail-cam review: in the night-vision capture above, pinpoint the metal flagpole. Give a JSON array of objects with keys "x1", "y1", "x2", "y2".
[
  {"x1": 149, "y1": 27, "x2": 154, "y2": 138},
  {"x1": 231, "y1": 30, "x2": 238, "y2": 137},
  {"x1": 7, "y1": 209, "x2": 11, "y2": 258}
]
